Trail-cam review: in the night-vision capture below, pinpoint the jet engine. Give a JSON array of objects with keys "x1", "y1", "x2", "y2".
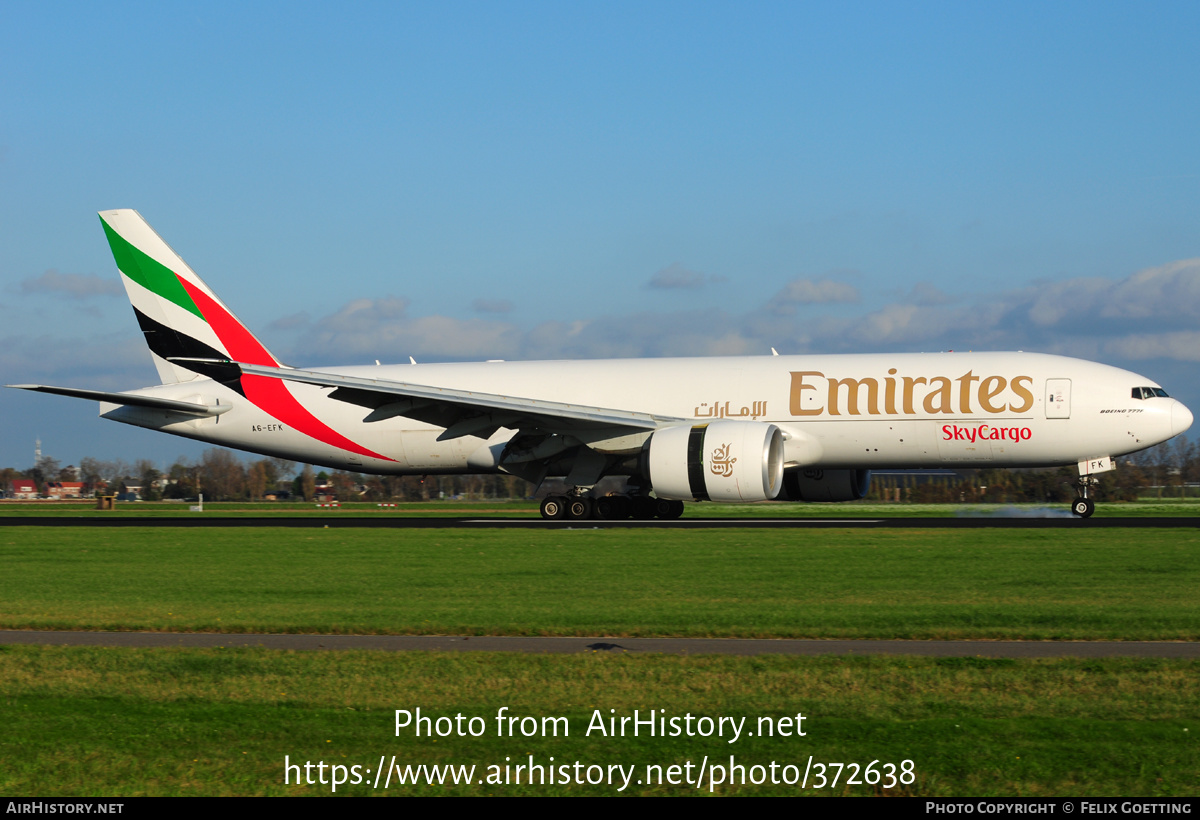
[
  {"x1": 775, "y1": 468, "x2": 871, "y2": 502},
  {"x1": 647, "y1": 420, "x2": 785, "y2": 502}
]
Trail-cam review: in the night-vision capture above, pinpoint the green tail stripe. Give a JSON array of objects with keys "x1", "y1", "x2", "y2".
[{"x1": 100, "y1": 217, "x2": 205, "y2": 321}]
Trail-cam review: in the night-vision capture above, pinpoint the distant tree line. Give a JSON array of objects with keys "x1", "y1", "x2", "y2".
[{"x1": 0, "y1": 448, "x2": 530, "y2": 502}]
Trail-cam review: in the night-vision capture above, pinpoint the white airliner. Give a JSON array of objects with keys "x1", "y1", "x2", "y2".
[{"x1": 8, "y1": 210, "x2": 1193, "y2": 518}]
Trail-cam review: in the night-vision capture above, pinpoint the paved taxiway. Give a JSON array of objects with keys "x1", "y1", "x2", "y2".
[
  {"x1": 2, "y1": 631, "x2": 1198, "y2": 658},
  {"x1": 3, "y1": 516, "x2": 1199, "y2": 528}
]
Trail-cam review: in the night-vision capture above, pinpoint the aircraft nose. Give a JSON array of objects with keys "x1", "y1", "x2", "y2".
[{"x1": 1172, "y1": 400, "x2": 1193, "y2": 437}]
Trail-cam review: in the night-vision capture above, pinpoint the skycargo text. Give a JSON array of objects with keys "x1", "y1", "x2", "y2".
[{"x1": 942, "y1": 424, "x2": 1032, "y2": 443}]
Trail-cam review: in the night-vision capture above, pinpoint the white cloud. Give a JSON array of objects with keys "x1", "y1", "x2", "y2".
[
  {"x1": 317, "y1": 296, "x2": 410, "y2": 333},
  {"x1": 1102, "y1": 258, "x2": 1200, "y2": 322},
  {"x1": 1023, "y1": 277, "x2": 1112, "y2": 328},
  {"x1": 284, "y1": 296, "x2": 521, "y2": 363}
]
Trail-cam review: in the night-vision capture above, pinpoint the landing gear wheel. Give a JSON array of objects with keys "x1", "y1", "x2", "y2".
[
  {"x1": 566, "y1": 497, "x2": 594, "y2": 520},
  {"x1": 540, "y1": 495, "x2": 567, "y2": 519},
  {"x1": 656, "y1": 499, "x2": 685, "y2": 519},
  {"x1": 595, "y1": 496, "x2": 621, "y2": 520},
  {"x1": 1071, "y1": 498, "x2": 1095, "y2": 518},
  {"x1": 631, "y1": 496, "x2": 657, "y2": 520}
]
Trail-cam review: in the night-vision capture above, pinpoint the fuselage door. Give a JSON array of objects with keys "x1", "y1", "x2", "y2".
[{"x1": 1045, "y1": 379, "x2": 1071, "y2": 418}]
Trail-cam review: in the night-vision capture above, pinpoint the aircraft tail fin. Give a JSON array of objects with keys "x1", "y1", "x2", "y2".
[{"x1": 98, "y1": 209, "x2": 282, "y2": 385}]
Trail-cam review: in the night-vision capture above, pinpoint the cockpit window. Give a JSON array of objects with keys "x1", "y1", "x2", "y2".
[
  {"x1": 1132, "y1": 386, "x2": 1170, "y2": 399},
  {"x1": 1154, "y1": 388, "x2": 1170, "y2": 398}
]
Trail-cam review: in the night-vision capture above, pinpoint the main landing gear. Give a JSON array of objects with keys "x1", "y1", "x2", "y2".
[{"x1": 539, "y1": 493, "x2": 685, "y2": 520}]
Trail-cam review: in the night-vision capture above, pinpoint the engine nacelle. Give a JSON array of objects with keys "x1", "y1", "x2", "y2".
[
  {"x1": 776, "y1": 468, "x2": 871, "y2": 502},
  {"x1": 647, "y1": 420, "x2": 785, "y2": 502}
]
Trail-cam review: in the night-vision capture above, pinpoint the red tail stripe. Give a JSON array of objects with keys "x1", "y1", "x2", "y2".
[
  {"x1": 178, "y1": 277, "x2": 394, "y2": 462},
  {"x1": 177, "y1": 279, "x2": 278, "y2": 366}
]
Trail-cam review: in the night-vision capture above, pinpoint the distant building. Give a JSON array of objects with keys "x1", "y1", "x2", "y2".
[
  {"x1": 9, "y1": 479, "x2": 38, "y2": 500},
  {"x1": 117, "y1": 481, "x2": 142, "y2": 502},
  {"x1": 45, "y1": 481, "x2": 86, "y2": 499}
]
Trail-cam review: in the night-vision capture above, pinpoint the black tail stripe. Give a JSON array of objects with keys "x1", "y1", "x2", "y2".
[{"x1": 132, "y1": 306, "x2": 245, "y2": 396}]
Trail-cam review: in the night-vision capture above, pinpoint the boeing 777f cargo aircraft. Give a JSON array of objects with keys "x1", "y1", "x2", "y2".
[{"x1": 8, "y1": 210, "x2": 1193, "y2": 518}]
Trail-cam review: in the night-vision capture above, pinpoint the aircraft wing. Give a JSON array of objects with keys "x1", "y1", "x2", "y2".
[
  {"x1": 5, "y1": 384, "x2": 231, "y2": 416},
  {"x1": 209, "y1": 361, "x2": 684, "y2": 440}
]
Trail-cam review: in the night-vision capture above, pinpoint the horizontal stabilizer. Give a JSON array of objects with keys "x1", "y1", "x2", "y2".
[{"x1": 6, "y1": 384, "x2": 231, "y2": 416}]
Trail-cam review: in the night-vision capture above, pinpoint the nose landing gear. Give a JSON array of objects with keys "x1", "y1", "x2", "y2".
[{"x1": 1071, "y1": 474, "x2": 1099, "y2": 518}]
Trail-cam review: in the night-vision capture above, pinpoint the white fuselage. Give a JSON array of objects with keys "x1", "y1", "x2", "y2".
[{"x1": 99, "y1": 351, "x2": 1191, "y2": 477}]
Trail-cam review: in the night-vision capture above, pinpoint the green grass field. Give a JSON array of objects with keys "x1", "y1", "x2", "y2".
[
  {"x1": 1, "y1": 527, "x2": 1198, "y2": 639},
  {"x1": 1, "y1": 524, "x2": 1197, "y2": 796}
]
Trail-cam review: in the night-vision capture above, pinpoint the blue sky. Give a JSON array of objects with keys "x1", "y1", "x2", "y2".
[{"x1": 3, "y1": 1, "x2": 1199, "y2": 470}]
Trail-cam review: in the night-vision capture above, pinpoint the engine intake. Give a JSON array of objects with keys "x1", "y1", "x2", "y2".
[{"x1": 647, "y1": 420, "x2": 785, "y2": 502}]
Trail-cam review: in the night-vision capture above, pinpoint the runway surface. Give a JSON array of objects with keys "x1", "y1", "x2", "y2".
[
  {"x1": 2, "y1": 630, "x2": 1197, "y2": 658},
  {"x1": 2, "y1": 515, "x2": 1198, "y2": 528}
]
